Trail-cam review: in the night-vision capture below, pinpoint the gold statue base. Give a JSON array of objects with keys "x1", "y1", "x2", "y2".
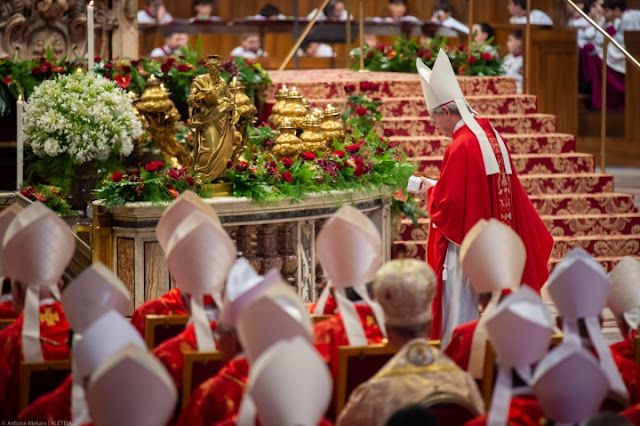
[{"x1": 200, "y1": 182, "x2": 233, "y2": 198}]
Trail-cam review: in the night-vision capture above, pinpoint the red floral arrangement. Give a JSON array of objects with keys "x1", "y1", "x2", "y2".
[{"x1": 20, "y1": 184, "x2": 76, "y2": 215}]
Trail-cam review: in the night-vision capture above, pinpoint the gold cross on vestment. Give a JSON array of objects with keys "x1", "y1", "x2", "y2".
[{"x1": 40, "y1": 307, "x2": 60, "y2": 327}]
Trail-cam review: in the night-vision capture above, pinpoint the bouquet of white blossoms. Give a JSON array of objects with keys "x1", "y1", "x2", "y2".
[{"x1": 24, "y1": 72, "x2": 142, "y2": 164}]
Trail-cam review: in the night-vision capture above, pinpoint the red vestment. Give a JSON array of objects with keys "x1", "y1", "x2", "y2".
[
  {"x1": 17, "y1": 373, "x2": 71, "y2": 423},
  {"x1": 622, "y1": 402, "x2": 640, "y2": 424},
  {"x1": 464, "y1": 395, "x2": 544, "y2": 426},
  {"x1": 308, "y1": 293, "x2": 338, "y2": 315},
  {"x1": 130, "y1": 288, "x2": 188, "y2": 336},
  {"x1": 426, "y1": 118, "x2": 554, "y2": 339},
  {"x1": 213, "y1": 415, "x2": 334, "y2": 425},
  {"x1": 176, "y1": 356, "x2": 249, "y2": 426},
  {"x1": 613, "y1": 350, "x2": 640, "y2": 404},
  {"x1": 153, "y1": 320, "x2": 217, "y2": 394},
  {"x1": 0, "y1": 299, "x2": 18, "y2": 319},
  {"x1": 312, "y1": 304, "x2": 384, "y2": 378},
  {"x1": 0, "y1": 301, "x2": 70, "y2": 420},
  {"x1": 611, "y1": 331, "x2": 637, "y2": 363},
  {"x1": 444, "y1": 319, "x2": 478, "y2": 371}
]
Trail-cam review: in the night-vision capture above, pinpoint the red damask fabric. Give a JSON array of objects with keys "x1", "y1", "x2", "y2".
[
  {"x1": 426, "y1": 117, "x2": 554, "y2": 339},
  {"x1": 0, "y1": 301, "x2": 70, "y2": 420}
]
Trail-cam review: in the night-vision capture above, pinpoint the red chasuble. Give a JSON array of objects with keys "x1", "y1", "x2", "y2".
[
  {"x1": 312, "y1": 304, "x2": 384, "y2": 378},
  {"x1": 611, "y1": 331, "x2": 637, "y2": 363},
  {"x1": 153, "y1": 320, "x2": 217, "y2": 394},
  {"x1": 426, "y1": 118, "x2": 554, "y2": 339},
  {"x1": 444, "y1": 319, "x2": 478, "y2": 371},
  {"x1": 176, "y1": 356, "x2": 249, "y2": 426},
  {"x1": 0, "y1": 301, "x2": 70, "y2": 420},
  {"x1": 130, "y1": 288, "x2": 188, "y2": 336},
  {"x1": 17, "y1": 374, "x2": 71, "y2": 423},
  {"x1": 213, "y1": 415, "x2": 334, "y2": 425},
  {"x1": 613, "y1": 350, "x2": 640, "y2": 404},
  {"x1": 307, "y1": 293, "x2": 339, "y2": 315},
  {"x1": 464, "y1": 395, "x2": 544, "y2": 426},
  {"x1": 622, "y1": 402, "x2": 640, "y2": 424},
  {"x1": 0, "y1": 299, "x2": 19, "y2": 319}
]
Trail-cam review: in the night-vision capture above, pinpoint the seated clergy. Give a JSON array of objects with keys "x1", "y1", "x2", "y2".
[
  {"x1": 546, "y1": 248, "x2": 640, "y2": 404},
  {"x1": 177, "y1": 270, "x2": 303, "y2": 426},
  {"x1": 312, "y1": 205, "x2": 386, "y2": 378},
  {"x1": 0, "y1": 205, "x2": 23, "y2": 320},
  {"x1": 443, "y1": 219, "x2": 525, "y2": 383},
  {"x1": 607, "y1": 257, "x2": 640, "y2": 362},
  {"x1": 0, "y1": 202, "x2": 75, "y2": 420},
  {"x1": 466, "y1": 285, "x2": 554, "y2": 425},
  {"x1": 131, "y1": 191, "x2": 222, "y2": 337},
  {"x1": 152, "y1": 197, "x2": 235, "y2": 410},
  {"x1": 18, "y1": 263, "x2": 130, "y2": 424},
  {"x1": 337, "y1": 259, "x2": 484, "y2": 426}
]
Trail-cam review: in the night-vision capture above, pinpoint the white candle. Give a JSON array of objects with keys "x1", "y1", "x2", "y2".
[
  {"x1": 16, "y1": 94, "x2": 23, "y2": 189},
  {"x1": 88, "y1": 1, "x2": 95, "y2": 75}
]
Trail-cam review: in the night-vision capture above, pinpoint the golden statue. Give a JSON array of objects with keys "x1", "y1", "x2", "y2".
[
  {"x1": 187, "y1": 55, "x2": 236, "y2": 183},
  {"x1": 135, "y1": 75, "x2": 193, "y2": 169},
  {"x1": 229, "y1": 76, "x2": 257, "y2": 163}
]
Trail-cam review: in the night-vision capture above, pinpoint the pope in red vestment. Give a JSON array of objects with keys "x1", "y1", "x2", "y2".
[
  {"x1": 17, "y1": 373, "x2": 71, "y2": 423},
  {"x1": 312, "y1": 303, "x2": 385, "y2": 378},
  {"x1": 176, "y1": 356, "x2": 249, "y2": 426},
  {"x1": 0, "y1": 300, "x2": 70, "y2": 420},
  {"x1": 130, "y1": 287, "x2": 188, "y2": 336},
  {"x1": 425, "y1": 117, "x2": 553, "y2": 339}
]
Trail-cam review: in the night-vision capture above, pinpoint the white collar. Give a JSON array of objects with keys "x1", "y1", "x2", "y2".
[
  {"x1": 453, "y1": 118, "x2": 465, "y2": 133},
  {"x1": 0, "y1": 294, "x2": 12, "y2": 304},
  {"x1": 39, "y1": 297, "x2": 56, "y2": 306}
]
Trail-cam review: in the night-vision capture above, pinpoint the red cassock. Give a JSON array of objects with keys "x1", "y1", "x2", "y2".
[
  {"x1": 443, "y1": 319, "x2": 478, "y2": 371},
  {"x1": 130, "y1": 288, "x2": 188, "y2": 336},
  {"x1": 153, "y1": 320, "x2": 217, "y2": 394},
  {"x1": 611, "y1": 331, "x2": 637, "y2": 363},
  {"x1": 0, "y1": 301, "x2": 70, "y2": 420},
  {"x1": 0, "y1": 299, "x2": 19, "y2": 319},
  {"x1": 622, "y1": 402, "x2": 640, "y2": 425},
  {"x1": 176, "y1": 356, "x2": 249, "y2": 426},
  {"x1": 307, "y1": 293, "x2": 338, "y2": 315},
  {"x1": 614, "y1": 350, "x2": 640, "y2": 404},
  {"x1": 17, "y1": 373, "x2": 71, "y2": 423},
  {"x1": 464, "y1": 395, "x2": 545, "y2": 426},
  {"x1": 312, "y1": 304, "x2": 385, "y2": 378},
  {"x1": 425, "y1": 118, "x2": 554, "y2": 339}
]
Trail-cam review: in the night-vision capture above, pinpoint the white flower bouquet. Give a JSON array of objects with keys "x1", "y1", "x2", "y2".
[{"x1": 23, "y1": 72, "x2": 142, "y2": 165}]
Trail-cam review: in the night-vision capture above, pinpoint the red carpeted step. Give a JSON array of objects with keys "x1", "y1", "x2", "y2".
[
  {"x1": 530, "y1": 193, "x2": 638, "y2": 216},
  {"x1": 519, "y1": 173, "x2": 614, "y2": 195},
  {"x1": 548, "y1": 255, "x2": 640, "y2": 272},
  {"x1": 309, "y1": 94, "x2": 537, "y2": 118},
  {"x1": 383, "y1": 113, "x2": 557, "y2": 136},
  {"x1": 267, "y1": 71, "x2": 517, "y2": 100},
  {"x1": 542, "y1": 213, "x2": 640, "y2": 237},
  {"x1": 392, "y1": 133, "x2": 576, "y2": 157},
  {"x1": 391, "y1": 240, "x2": 427, "y2": 261},
  {"x1": 411, "y1": 153, "x2": 595, "y2": 176},
  {"x1": 550, "y1": 234, "x2": 640, "y2": 262}
]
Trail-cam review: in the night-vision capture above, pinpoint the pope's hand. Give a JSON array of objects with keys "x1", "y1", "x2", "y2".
[{"x1": 415, "y1": 177, "x2": 436, "y2": 200}]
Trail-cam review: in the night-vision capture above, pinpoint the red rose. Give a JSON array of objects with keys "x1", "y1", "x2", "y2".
[
  {"x1": 2, "y1": 76, "x2": 12, "y2": 86},
  {"x1": 169, "y1": 169, "x2": 180, "y2": 180},
  {"x1": 31, "y1": 66, "x2": 42, "y2": 75},
  {"x1": 282, "y1": 158, "x2": 293, "y2": 168},
  {"x1": 423, "y1": 50, "x2": 432, "y2": 60},
  {"x1": 161, "y1": 62, "x2": 172, "y2": 73},
  {"x1": 129, "y1": 168, "x2": 141, "y2": 176},
  {"x1": 153, "y1": 161, "x2": 165, "y2": 169},
  {"x1": 121, "y1": 65, "x2": 132, "y2": 73},
  {"x1": 104, "y1": 63, "x2": 113, "y2": 70},
  {"x1": 235, "y1": 161, "x2": 249, "y2": 172},
  {"x1": 346, "y1": 144, "x2": 361, "y2": 153},
  {"x1": 185, "y1": 176, "x2": 195, "y2": 185},
  {"x1": 282, "y1": 170, "x2": 293, "y2": 182},
  {"x1": 344, "y1": 83, "x2": 356, "y2": 93},
  {"x1": 458, "y1": 45, "x2": 466, "y2": 52},
  {"x1": 481, "y1": 52, "x2": 492, "y2": 61},
  {"x1": 467, "y1": 56, "x2": 476, "y2": 65},
  {"x1": 360, "y1": 81, "x2": 370, "y2": 91},
  {"x1": 112, "y1": 171, "x2": 123, "y2": 182},
  {"x1": 226, "y1": 160, "x2": 233, "y2": 168},
  {"x1": 300, "y1": 152, "x2": 316, "y2": 161},
  {"x1": 177, "y1": 64, "x2": 190, "y2": 72},
  {"x1": 167, "y1": 57, "x2": 177, "y2": 65},
  {"x1": 355, "y1": 106, "x2": 367, "y2": 116},
  {"x1": 94, "y1": 57, "x2": 102, "y2": 62},
  {"x1": 144, "y1": 162, "x2": 159, "y2": 172},
  {"x1": 384, "y1": 128, "x2": 394, "y2": 137},
  {"x1": 333, "y1": 150, "x2": 345, "y2": 158}
]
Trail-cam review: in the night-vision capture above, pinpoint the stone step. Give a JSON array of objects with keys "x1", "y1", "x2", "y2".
[
  {"x1": 519, "y1": 173, "x2": 614, "y2": 195},
  {"x1": 550, "y1": 234, "x2": 640, "y2": 262},
  {"x1": 267, "y1": 71, "x2": 517, "y2": 101},
  {"x1": 309, "y1": 94, "x2": 538, "y2": 118},
  {"x1": 382, "y1": 114, "x2": 557, "y2": 136},
  {"x1": 412, "y1": 152, "x2": 595, "y2": 177},
  {"x1": 392, "y1": 133, "x2": 576, "y2": 157},
  {"x1": 395, "y1": 213, "x2": 640, "y2": 243},
  {"x1": 529, "y1": 193, "x2": 638, "y2": 216}
]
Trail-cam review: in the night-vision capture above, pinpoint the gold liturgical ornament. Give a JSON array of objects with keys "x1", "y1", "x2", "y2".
[
  {"x1": 230, "y1": 76, "x2": 257, "y2": 163},
  {"x1": 269, "y1": 85, "x2": 289, "y2": 129},
  {"x1": 135, "y1": 75, "x2": 193, "y2": 169},
  {"x1": 274, "y1": 118, "x2": 303, "y2": 159},
  {"x1": 299, "y1": 114, "x2": 326, "y2": 153},
  {"x1": 321, "y1": 104, "x2": 345, "y2": 148},
  {"x1": 280, "y1": 86, "x2": 307, "y2": 130},
  {"x1": 187, "y1": 55, "x2": 236, "y2": 184}
]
